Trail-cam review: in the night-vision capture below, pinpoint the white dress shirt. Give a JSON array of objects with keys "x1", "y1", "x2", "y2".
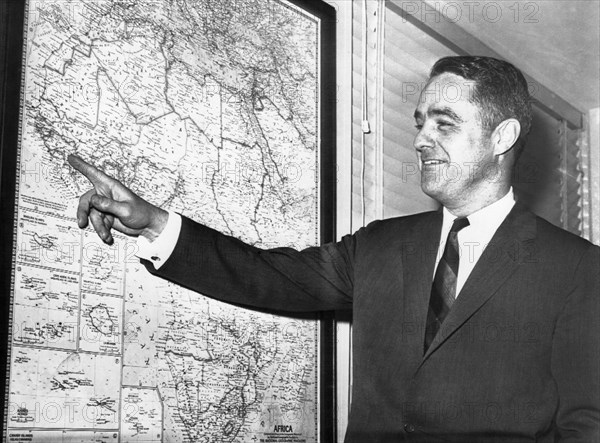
[
  {"x1": 136, "y1": 210, "x2": 182, "y2": 269},
  {"x1": 435, "y1": 188, "x2": 516, "y2": 296}
]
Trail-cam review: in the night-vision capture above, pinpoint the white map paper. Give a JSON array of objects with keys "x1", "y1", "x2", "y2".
[{"x1": 6, "y1": 1, "x2": 323, "y2": 441}]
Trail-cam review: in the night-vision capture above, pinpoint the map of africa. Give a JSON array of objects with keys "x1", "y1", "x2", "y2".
[{"x1": 6, "y1": 1, "x2": 325, "y2": 442}]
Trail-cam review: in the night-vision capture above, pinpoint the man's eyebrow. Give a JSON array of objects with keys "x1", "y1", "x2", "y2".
[
  {"x1": 413, "y1": 106, "x2": 464, "y2": 123},
  {"x1": 429, "y1": 106, "x2": 464, "y2": 123}
]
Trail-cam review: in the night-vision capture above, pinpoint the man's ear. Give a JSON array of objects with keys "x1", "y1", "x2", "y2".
[{"x1": 492, "y1": 118, "x2": 521, "y2": 157}]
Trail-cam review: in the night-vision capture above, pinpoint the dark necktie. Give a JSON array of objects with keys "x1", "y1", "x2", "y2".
[{"x1": 424, "y1": 217, "x2": 470, "y2": 353}]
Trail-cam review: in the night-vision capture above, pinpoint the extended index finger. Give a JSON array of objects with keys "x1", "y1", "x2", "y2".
[{"x1": 68, "y1": 154, "x2": 113, "y2": 187}]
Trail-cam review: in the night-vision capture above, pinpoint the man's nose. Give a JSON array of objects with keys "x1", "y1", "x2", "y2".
[{"x1": 413, "y1": 125, "x2": 433, "y2": 152}]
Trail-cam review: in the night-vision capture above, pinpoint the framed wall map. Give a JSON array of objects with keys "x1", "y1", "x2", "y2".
[{"x1": 0, "y1": 0, "x2": 337, "y2": 441}]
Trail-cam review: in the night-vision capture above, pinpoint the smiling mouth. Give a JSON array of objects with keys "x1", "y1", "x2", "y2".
[{"x1": 422, "y1": 159, "x2": 447, "y2": 165}]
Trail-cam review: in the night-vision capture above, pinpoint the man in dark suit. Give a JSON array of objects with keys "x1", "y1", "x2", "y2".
[{"x1": 69, "y1": 56, "x2": 599, "y2": 442}]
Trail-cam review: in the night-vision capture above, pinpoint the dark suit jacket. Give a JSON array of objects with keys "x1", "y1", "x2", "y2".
[{"x1": 147, "y1": 202, "x2": 600, "y2": 442}]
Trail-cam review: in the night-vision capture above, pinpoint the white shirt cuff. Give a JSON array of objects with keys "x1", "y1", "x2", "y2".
[{"x1": 136, "y1": 211, "x2": 182, "y2": 270}]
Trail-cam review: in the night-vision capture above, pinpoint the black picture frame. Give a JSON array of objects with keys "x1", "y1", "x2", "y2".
[{"x1": 0, "y1": 0, "x2": 337, "y2": 440}]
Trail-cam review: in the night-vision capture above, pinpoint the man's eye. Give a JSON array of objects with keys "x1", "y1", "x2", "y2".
[
  {"x1": 436, "y1": 120, "x2": 454, "y2": 129},
  {"x1": 414, "y1": 124, "x2": 423, "y2": 131}
]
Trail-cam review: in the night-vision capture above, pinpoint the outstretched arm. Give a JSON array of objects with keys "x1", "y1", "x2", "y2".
[
  {"x1": 146, "y1": 215, "x2": 355, "y2": 311},
  {"x1": 68, "y1": 154, "x2": 169, "y2": 244}
]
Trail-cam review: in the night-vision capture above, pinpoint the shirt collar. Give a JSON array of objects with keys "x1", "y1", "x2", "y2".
[{"x1": 441, "y1": 188, "x2": 516, "y2": 233}]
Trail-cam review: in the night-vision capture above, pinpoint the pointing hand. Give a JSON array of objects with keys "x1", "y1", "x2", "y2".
[{"x1": 68, "y1": 154, "x2": 168, "y2": 244}]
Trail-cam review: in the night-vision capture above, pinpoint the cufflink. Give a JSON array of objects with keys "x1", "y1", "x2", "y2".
[{"x1": 151, "y1": 256, "x2": 161, "y2": 262}]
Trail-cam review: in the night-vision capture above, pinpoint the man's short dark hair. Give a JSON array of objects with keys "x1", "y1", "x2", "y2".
[{"x1": 430, "y1": 56, "x2": 532, "y2": 155}]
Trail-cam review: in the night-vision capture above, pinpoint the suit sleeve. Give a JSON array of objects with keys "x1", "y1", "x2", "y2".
[
  {"x1": 551, "y1": 244, "x2": 600, "y2": 442},
  {"x1": 141, "y1": 215, "x2": 356, "y2": 312}
]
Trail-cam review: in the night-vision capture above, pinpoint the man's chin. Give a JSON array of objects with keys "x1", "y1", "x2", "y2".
[{"x1": 420, "y1": 181, "x2": 445, "y2": 201}]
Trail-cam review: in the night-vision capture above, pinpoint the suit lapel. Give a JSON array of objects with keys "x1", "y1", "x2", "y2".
[{"x1": 420, "y1": 203, "x2": 537, "y2": 364}]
